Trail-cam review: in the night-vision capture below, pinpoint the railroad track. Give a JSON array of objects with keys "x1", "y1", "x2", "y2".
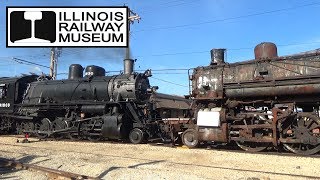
[{"x1": 0, "y1": 158, "x2": 97, "y2": 180}]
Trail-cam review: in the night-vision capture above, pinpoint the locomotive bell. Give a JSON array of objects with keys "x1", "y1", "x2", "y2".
[
  {"x1": 124, "y1": 59, "x2": 134, "y2": 75},
  {"x1": 210, "y1": 49, "x2": 226, "y2": 65}
]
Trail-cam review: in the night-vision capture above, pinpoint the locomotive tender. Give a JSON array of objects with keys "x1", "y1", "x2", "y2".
[
  {"x1": 0, "y1": 59, "x2": 158, "y2": 143},
  {"x1": 183, "y1": 42, "x2": 320, "y2": 155}
]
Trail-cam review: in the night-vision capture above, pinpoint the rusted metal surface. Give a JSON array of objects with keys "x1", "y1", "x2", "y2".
[
  {"x1": 150, "y1": 93, "x2": 191, "y2": 110},
  {"x1": 197, "y1": 123, "x2": 228, "y2": 142},
  {"x1": 150, "y1": 92, "x2": 191, "y2": 119},
  {"x1": 223, "y1": 51, "x2": 320, "y2": 84},
  {"x1": 0, "y1": 158, "x2": 97, "y2": 180},
  {"x1": 162, "y1": 118, "x2": 191, "y2": 125},
  {"x1": 268, "y1": 104, "x2": 293, "y2": 146},
  {"x1": 231, "y1": 124, "x2": 272, "y2": 129},
  {"x1": 188, "y1": 43, "x2": 320, "y2": 154},
  {"x1": 225, "y1": 83, "x2": 320, "y2": 98},
  {"x1": 230, "y1": 137, "x2": 274, "y2": 143},
  {"x1": 191, "y1": 43, "x2": 320, "y2": 100},
  {"x1": 254, "y1": 42, "x2": 278, "y2": 59},
  {"x1": 192, "y1": 67, "x2": 223, "y2": 99},
  {"x1": 279, "y1": 138, "x2": 302, "y2": 143}
]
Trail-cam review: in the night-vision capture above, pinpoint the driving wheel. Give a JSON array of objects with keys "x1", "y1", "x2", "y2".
[
  {"x1": 129, "y1": 128, "x2": 145, "y2": 144},
  {"x1": 283, "y1": 113, "x2": 320, "y2": 155},
  {"x1": 182, "y1": 129, "x2": 199, "y2": 148}
]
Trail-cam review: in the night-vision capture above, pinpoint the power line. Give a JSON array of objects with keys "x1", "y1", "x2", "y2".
[
  {"x1": 0, "y1": 53, "x2": 49, "y2": 59},
  {"x1": 133, "y1": 41, "x2": 320, "y2": 58},
  {"x1": 2, "y1": 41, "x2": 319, "y2": 66},
  {"x1": 151, "y1": 76, "x2": 188, "y2": 87},
  {"x1": 60, "y1": 41, "x2": 320, "y2": 59},
  {"x1": 1, "y1": 41, "x2": 319, "y2": 66},
  {"x1": 56, "y1": 70, "x2": 189, "y2": 88},
  {"x1": 140, "y1": 0, "x2": 195, "y2": 14},
  {"x1": 134, "y1": 2, "x2": 320, "y2": 32},
  {"x1": 12, "y1": 58, "x2": 50, "y2": 68},
  {"x1": 139, "y1": 0, "x2": 188, "y2": 10}
]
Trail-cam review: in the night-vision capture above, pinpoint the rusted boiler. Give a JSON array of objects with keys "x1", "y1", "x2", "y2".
[
  {"x1": 183, "y1": 42, "x2": 320, "y2": 155},
  {"x1": 193, "y1": 42, "x2": 320, "y2": 101}
]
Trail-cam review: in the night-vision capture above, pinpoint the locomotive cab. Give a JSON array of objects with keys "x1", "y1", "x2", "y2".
[{"x1": 0, "y1": 75, "x2": 38, "y2": 114}]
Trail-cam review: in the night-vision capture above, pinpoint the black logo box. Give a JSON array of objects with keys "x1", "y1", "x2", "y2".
[{"x1": 6, "y1": 6, "x2": 129, "y2": 48}]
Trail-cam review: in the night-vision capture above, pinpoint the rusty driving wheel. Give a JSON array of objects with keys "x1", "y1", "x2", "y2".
[
  {"x1": 235, "y1": 141, "x2": 269, "y2": 152},
  {"x1": 235, "y1": 115, "x2": 271, "y2": 152},
  {"x1": 283, "y1": 113, "x2": 320, "y2": 155},
  {"x1": 182, "y1": 129, "x2": 199, "y2": 148}
]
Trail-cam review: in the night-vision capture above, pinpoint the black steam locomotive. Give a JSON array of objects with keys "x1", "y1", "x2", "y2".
[
  {"x1": 0, "y1": 59, "x2": 160, "y2": 143},
  {"x1": 183, "y1": 42, "x2": 320, "y2": 155}
]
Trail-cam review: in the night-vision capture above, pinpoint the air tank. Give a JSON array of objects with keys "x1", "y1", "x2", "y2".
[
  {"x1": 68, "y1": 64, "x2": 83, "y2": 80},
  {"x1": 210, "y1": 49, "x2": 226, "y2": 65},
  {"x1": 254, "y1": 42, "x2": 278, "y2": 59},
  {"x1": 85, "y1": 65, "x2": 106, "y2": 77}
]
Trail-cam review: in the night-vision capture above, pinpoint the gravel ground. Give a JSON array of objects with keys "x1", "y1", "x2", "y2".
[{"x1": 0, "y1": 136, "x2": 319, "y2": 180}]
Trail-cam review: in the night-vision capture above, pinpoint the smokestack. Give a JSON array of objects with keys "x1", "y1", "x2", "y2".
[
  {"x1": 124, "y1": 59, "x2": 134, "y2": 75},
  {"x1": 210, "y1": 48, "x2": 226, "y2": 65}
]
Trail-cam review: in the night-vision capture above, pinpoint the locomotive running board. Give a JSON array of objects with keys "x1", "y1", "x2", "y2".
[
  {"x1": 23, "y1": 128, "x2": 73, "y2": 136},
  {"x1": 1, "y1": 114, "x2": 33, "y2": 120}
]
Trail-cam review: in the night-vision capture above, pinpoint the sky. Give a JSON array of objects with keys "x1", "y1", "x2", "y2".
[{"x1": 0, "y1": 0, "x2": 320, "y2": 96}]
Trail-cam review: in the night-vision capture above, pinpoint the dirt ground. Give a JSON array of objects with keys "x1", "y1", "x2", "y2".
[{"x1": 0, "y1": 136, "x2": 319, "y2": 180}]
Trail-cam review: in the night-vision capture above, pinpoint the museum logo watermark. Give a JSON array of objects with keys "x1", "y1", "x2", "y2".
[{"x1": 6, "y1": 7, "x2": 128, "y2": 47}]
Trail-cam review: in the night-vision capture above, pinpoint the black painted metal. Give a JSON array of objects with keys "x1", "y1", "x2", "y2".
[
  {"x1": 124, "y1": 59, "x2": 134, "y2": 75},
  {"x1": 68, "y1": 64, "x2": 83, "y2": 80}
]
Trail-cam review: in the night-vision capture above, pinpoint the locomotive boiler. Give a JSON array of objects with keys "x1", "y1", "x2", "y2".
[
  {"x1": 183, "y1": 42, "x2": 320, "y2": 155},
  {"x1": 0, "y1": 59, "x2": 156, "y2": 143}
]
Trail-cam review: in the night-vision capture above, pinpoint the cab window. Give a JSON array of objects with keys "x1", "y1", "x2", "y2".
[{"x1": 0, "y1": 84, "x2": 7, "y2": 99}]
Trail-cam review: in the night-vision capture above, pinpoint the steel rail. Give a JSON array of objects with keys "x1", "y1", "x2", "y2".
[{"x1": 0, "y1": 158, "x2": 98, "y2": 180}]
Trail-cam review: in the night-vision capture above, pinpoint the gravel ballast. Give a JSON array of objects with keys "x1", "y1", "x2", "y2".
[{"x1": 0, "y1": 136, "x2": 319, "y2": 179}]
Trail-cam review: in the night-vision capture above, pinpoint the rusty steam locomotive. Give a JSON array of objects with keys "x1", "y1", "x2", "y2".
[{"x1": 183, "y1": 42, "x2": 320, "y2": 155}]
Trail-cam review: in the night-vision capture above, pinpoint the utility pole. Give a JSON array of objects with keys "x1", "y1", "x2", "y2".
[
  {"x1": 126, "y1": 8, "x2": 141, "y2": 59},
  {"x1": 49, "y1": 48, "x2": 62, "y2": 80}
]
